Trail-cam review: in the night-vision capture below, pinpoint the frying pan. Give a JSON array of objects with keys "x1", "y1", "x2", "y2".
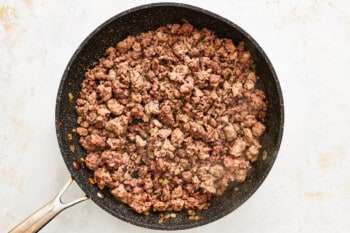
[{"x1": 9, "y1": 3, "x2": 284, "y2": 232}]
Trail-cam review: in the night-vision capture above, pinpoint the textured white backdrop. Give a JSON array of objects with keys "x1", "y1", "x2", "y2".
[{"x1": 1, "y1": 0, "x2": 349, "y2": 232}]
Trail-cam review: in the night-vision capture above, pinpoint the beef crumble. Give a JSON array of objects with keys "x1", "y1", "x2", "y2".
[{"x1": 75, "y1": 23, "x2": 267, "y2": 214}]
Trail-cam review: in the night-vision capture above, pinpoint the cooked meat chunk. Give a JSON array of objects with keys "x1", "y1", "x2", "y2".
[
  {"x1": 170, "y1": 128, "x2": 184, "y2": 147},
  {"x1": 223, "y1": 124, "x2": 237, "y2": 142},
  {"x1": 229, "y1": 138, "x2": 247, "y2": 157},
  {"x1": 94, "y1": 167, "x2": 112, "y2": 189},
  {"x1": 159, "y1": 105, "x2": 175, "y2": 127},
  {"x1": 171, "y1": 199, "x2": 185, "y2": 211},
  {"x1": 252, "y1": 121, "x2": 266, "y2": 137},
  {"x1": 209, "y1": 74, "x2": 221, "y2": 88},
  {"x1": 111, "y1": 184, "x2": 129, "y2": 203},
  {"x1": 85, "y1": 153, "x2": 101, "y2": 171},
  {"x1": 76, "y1": 23, "x2": 267, "y2": 215},
  {"x1": 135, "y1": 135, "x2": 147, "y2": 148},
  {"x1": 144, "y1": 101, "x2": 160, "y2": 115},
  {"x1": 79, "y1": 134, "x2": 106, "y2": 152},
  {"x1": 97, "y1": 84, "x2": 112, "y2": 101},
  {"x1": 246, "y1": 145, "x2": 259, "y2": 162},
  {"x1": 107, "y1": 99, "x2": 124, "y2": 115},
  {"x1": 107, "y1": 137, "x2": 126, "y2": 150},
  {"x1": 131, "y1": 104, "x2": 144, "y2": 119},
  {"x1": 153, "y1": 201, "x2": 168, "y2": 212},
  {"x1": 180, "y1": 82, "x2": 193, "y2": 94},
  {"x1": 116, "y1": 36, "x2": 135, "y2": 53},
  {"x1": 130, "y1": 70, "x2": 145, "y2": 91},
  {"x1": 157, "y1": 128, "x2": 172, "y2": 139},
  {"x1": 105, "y1": 116, "x2": 128, "y2": 136},
  {"x1": 76, "y1": 127, "x2": 88, "y2": 136},
  {"x1": 209, "y1": 165, "x2": 225, "y2": 178}
]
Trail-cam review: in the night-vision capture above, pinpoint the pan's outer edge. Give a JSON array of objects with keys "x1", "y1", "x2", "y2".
[{"x1": 55, "y1": 2, "x2": 284, "y2": 230}]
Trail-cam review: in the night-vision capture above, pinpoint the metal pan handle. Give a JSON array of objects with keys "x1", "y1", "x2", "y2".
[{"x1": 9, "y1": 177, "x2": 89, "y2": 233}]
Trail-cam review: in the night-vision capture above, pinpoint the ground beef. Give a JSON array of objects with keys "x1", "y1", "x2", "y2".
[{"x1": 76, "y1": 23, "x2": 267, "y2": 215}]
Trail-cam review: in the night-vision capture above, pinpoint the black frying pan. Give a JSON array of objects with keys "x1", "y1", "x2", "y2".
[{"x1": 10, "y1": 3, "x2": 284, "y2": 232}]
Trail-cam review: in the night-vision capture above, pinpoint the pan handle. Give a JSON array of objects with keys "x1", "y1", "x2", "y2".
[{"x1": 9, "y1": 177, "x2": 89, "y2": 233}]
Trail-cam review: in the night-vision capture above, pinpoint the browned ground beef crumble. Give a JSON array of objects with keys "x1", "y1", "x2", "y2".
[{"x1": 75, "y1": 23, "x2": 267, "y2": 214}]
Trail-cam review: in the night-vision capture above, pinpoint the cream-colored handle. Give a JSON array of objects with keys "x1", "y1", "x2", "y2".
[{"x1": 9, "y1": 177, "x2": 89, "y2": 233}]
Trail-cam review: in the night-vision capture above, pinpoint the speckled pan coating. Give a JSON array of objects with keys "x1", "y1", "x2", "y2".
[{"x1": 55, "y1": 2, "x2": 284, "y2": 230}]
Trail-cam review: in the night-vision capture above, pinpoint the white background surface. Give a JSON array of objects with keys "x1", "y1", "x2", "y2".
[{"x1": 1, "y1": 0, "x2": 349, "y2": 232}]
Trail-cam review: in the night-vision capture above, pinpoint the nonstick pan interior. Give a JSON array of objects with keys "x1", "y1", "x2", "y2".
[{"x1": 55, "y1": 3, "x2": 284, "y2": 230}]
